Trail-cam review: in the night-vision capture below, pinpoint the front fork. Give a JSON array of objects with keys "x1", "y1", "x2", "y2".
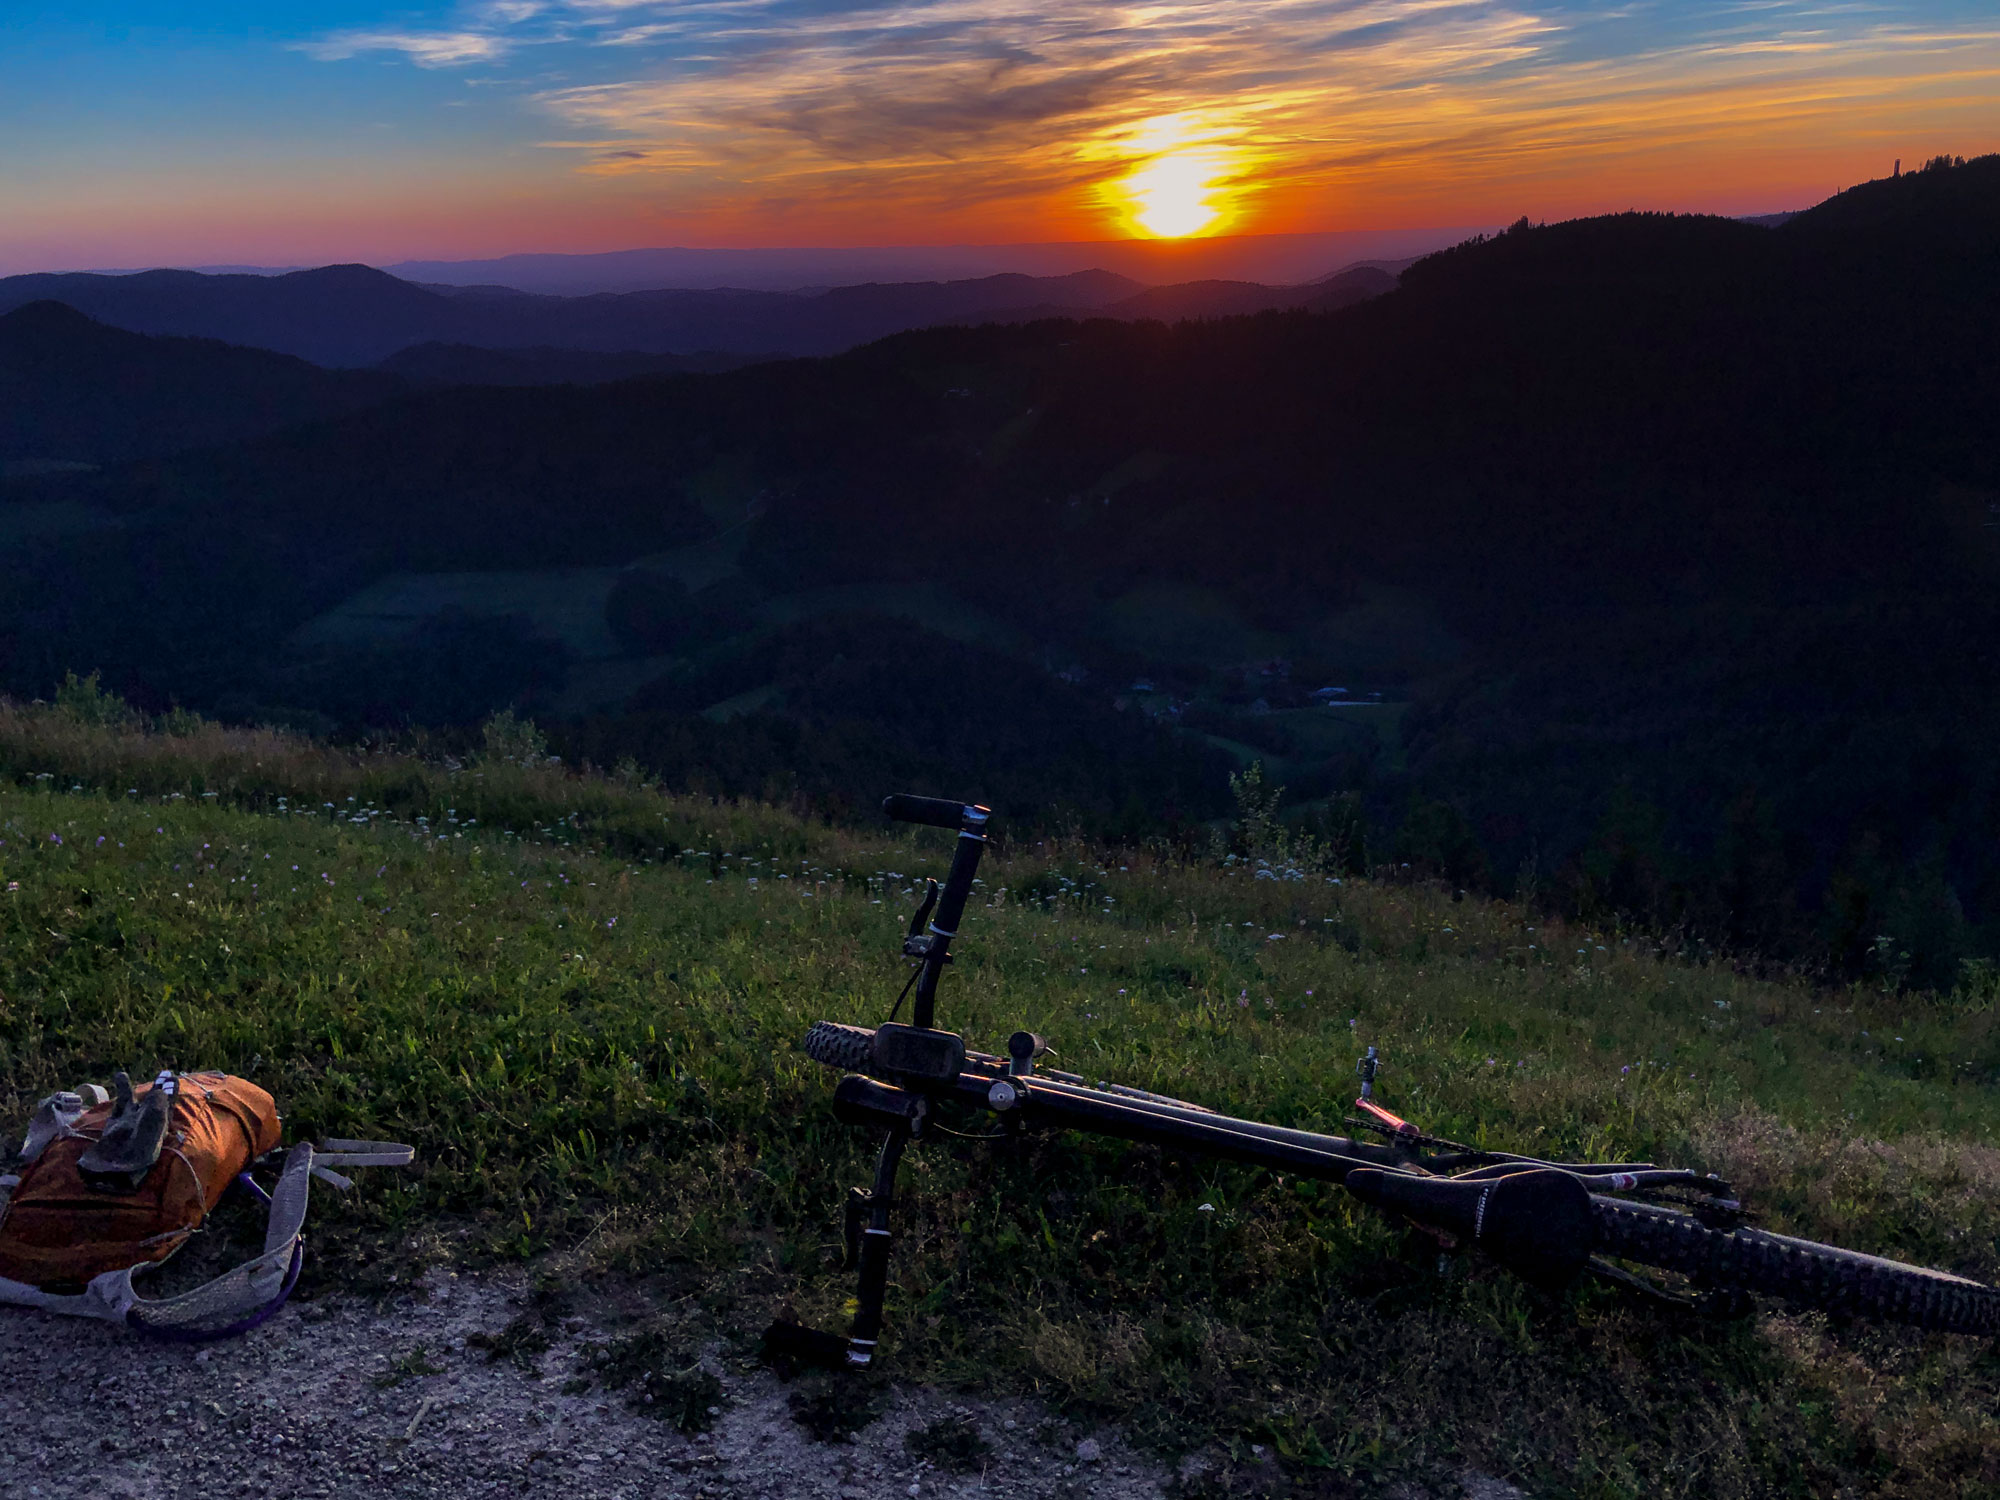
[
  {"x1": 763, "y1": 1122, "x2": 911, "y2": 1370},
  {"x1": 842, "y1": 1126, "x2": 909, "y2": 1365}
]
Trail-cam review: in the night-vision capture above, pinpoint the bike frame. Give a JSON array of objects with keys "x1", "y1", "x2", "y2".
[{"x1": 766, "y1": 795, "x2": 1729, "y2": 1370}]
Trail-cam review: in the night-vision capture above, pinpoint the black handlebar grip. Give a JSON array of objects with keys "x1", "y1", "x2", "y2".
[{"x1": 882, "y1": 794, "x2": 979, "y2": 830}]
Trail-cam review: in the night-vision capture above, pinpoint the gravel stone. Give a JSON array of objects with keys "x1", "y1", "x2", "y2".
[{"x1": 0, "y1": 1270, "x2": 1176, "y2": 1498}]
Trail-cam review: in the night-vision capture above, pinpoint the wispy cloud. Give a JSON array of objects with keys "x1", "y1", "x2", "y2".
[
  {"x1": 526, "y1": 0, "x2": 1553, "y2": 226},
  {"x1": 296, "y1": 2, "x2": 2000, "y2": 233},
  {"x1": 297, "y1": 29, "x2": 518, "y2": 67}
]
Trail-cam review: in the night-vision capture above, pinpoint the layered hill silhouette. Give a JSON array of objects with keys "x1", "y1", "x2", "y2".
[
  {"x1": 1105, "y1": 263, "x2": 1400, "y2": 320},
  {"x1": 0, "y1": 266, "x2": 452, "y2": 368},
  {"x1": 0, "y1": 300, "x2": 396, "y2": 464},
  {"x1": 7, "y1": 153, "x2": 1999, "y2": 982},
  {"x1": 374, "y1": 342, "x2": 752, "y2": 389},
  {"x1": 968, "y1": 263, "x2": 1401, "y2": 327},
  {"x1": 381, "y1": 230, "x2": 1473, "y2": 294},
  {"x1": 0, "y1": 262, "x2": 1396, "y2": 369}
]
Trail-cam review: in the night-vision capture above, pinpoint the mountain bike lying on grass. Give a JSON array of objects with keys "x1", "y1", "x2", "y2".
[{"x1": 766, "y1": 795, "x2": 2000, "y2": 1369}]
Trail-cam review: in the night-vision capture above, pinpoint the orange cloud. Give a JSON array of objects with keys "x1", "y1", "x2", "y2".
[{"x1": 282, "y1": 3, "x2": 2000, "y2": 244}]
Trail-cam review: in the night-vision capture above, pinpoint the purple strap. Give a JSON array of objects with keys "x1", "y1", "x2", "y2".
[{"x1": 125, "y1": 1173, "x2": 305, "y2": 1342}]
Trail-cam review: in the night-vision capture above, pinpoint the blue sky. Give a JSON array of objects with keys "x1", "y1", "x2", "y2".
[{"x1": 4, "y1": 3, "x2": 1996, "y2": 272}]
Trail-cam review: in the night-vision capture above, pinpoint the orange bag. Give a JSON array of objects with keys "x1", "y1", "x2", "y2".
[{"x1": 0, "y1": 1071, "x2": 280, "y2": 1288}]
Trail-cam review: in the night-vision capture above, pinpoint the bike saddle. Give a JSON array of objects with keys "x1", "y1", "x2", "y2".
[
  {"x1": 76, "y1": 1071, "x2": 173, "y2": 1193},
  {"x1": 1343, "y1": 1166, "x2": 1594, "y2": 1288}
]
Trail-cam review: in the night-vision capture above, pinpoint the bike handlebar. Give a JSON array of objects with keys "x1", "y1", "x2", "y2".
[
  {"x1": 878, "y1": 795, "x2": 992, "y2": 1029},
  {"x1": 882, "y1": 794, "x2": 984, "y2": 830}
]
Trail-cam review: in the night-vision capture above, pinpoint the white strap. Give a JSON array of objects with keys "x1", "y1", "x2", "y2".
[
  {"x1": 117, "y1": 1144, "x2": 319, "y2": 1330},
  {"x1": 0, "y1": 1268, "x2": 133, "y2": 1324},
  {"x1": 307, "y1": 1137, "x2": 416, "y2": 1192},
  {"x1": 316, "y1": 1140, "x2": 416, "y2": 1168}
]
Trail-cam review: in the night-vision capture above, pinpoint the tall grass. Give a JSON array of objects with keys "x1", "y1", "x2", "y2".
[
  {"x1": 2, "y1": 701, "x2": 1998, "y2": 1496},
  {"x1": 0, "y1": 692, "x2": 818, "y2": 860}
]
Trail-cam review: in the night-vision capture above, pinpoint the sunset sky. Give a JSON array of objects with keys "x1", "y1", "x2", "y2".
[{"x1": 4, "y1": 2, "x2": 1997, "y2": 274}]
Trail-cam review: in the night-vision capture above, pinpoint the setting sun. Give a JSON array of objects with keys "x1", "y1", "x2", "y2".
[{"x1": 1121, "y1": 150, "x2": 1233, "y2": 238}]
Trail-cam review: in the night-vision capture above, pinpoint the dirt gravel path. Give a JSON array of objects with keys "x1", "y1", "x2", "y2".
[
  {"x1": 0, "y1": 1270, "x2": 1527, "y2": 1499},
  {"x1": 0, "y1": 1269, "x2": 1177, "y2": 1500}
]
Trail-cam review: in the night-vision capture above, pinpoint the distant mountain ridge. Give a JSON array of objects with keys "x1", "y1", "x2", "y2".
[
  {"x1": 0, "y1": 261, "x2": 1395, "y2": 369},
  {"x1": 1103, "y1": 265, "x2": 1400, "y2": 321},
  {"x1": 0, "y1": 265, "x2": 448, "y2": 368},
  {"x1": 0, "y1": 260, "x2": 1404, "y2": 467},
  {"x1": 381, "y1": 229, "x2": 1478, "y2": 294}
]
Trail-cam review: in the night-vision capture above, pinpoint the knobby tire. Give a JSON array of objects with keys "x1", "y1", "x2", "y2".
[
  {"x1": 1590, "y1": 1193, "x2": 2000, "y2": 1334},
  {"x1": 804, "y1": 1020, "x2": 877, "y2": 1074}
]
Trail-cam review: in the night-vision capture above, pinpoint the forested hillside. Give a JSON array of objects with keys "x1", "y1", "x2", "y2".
[
  {"x1": 0, "y1": 301, "x2": 397, "y2": 464},
  {"x1": 4, "y1": 155, "x2": 1998, "y2": 981}
]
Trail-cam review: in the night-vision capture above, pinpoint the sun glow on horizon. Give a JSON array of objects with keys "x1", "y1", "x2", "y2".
[
  {"x1": 1122, "y1": 150, "x2": 1234, "y2": 237},
  {"x1": 1097, "y1": 116, "x2": 1245, "y2": 239},
  {"x1": 8, "y1": 5, "x2": 2000, "y2": 271}
]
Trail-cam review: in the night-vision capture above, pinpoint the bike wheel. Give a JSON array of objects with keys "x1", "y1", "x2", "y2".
[{"x1": 1591, "y1": 1194, "x2": 2000, "y2": 1334}]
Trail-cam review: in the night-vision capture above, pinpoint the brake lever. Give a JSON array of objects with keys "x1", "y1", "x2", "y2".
[
  {"x1": 908, "y1": 878, "x2": 939, "y2": 938},
  {"x1": 902, "y1": 879, "x2": 942, "y2": 958}
]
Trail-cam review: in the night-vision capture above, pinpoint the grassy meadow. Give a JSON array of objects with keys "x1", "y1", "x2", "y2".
[{"x1": 2, "y1": 698, "x2": 1998, "y2": 1497}]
